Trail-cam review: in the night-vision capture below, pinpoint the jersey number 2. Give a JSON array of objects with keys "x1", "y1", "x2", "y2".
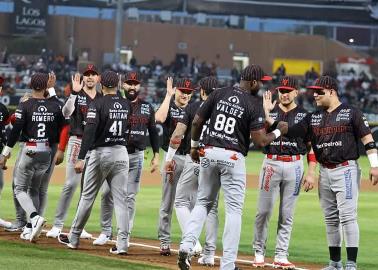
[
  {"x1": 37, "y1": 123, "x2": 46, "y2": 138},
  {"x1": 109, "y1": 121, "x2": 122, "y2": 136}
]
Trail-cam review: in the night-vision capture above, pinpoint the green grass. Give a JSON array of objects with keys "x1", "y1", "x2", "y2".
[
  {"x1": 0, "y1": 239, "x2": 165, "y2": 270},
  {"x1": 1, "y1": 146, "x2": 377, "y2": 269}
]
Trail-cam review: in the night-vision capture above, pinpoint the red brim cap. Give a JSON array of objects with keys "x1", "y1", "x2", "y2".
[
  {"x1": 261, "y1": 75, "x2": 272, "y2": 81},
  {"x1": 125, "y1": 79, "x2": 140, "y2": 84},
  {"x1": 307, "y1": 85, "x2": 324, "y2": 90},
  {"x1": 177, "y1": 87, "x2": 195, "y2": 92},
  {"x1": 276, "y1": 86, "x2": 296, "y2": 91},
  {"x1": 83, "y1": 70, "x2": 99, "y2": 76}
]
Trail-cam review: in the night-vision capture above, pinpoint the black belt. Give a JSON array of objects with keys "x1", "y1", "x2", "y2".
[{"x1": 127, "y1": 146, "x2": 141, "y2": 154}]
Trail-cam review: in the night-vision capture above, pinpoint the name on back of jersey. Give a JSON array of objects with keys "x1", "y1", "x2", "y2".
[
  {"x1": 32, "y1": 106, "x2": 55, "y2": 122},
  {"x1": 216, "y1": 99, "x2": 244, "y2": 118},
  {"x1": 109, "y1": 102, "x2": 129, "y2": 119}
]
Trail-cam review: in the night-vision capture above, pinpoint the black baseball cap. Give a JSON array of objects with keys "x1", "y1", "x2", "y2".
[
  {"x1": 83, "y1": 64, "x2": 99, "y2": 76},
  {"x1": 30, "y1": 73, "x2": 48, "y2": 90},
  {"x1": 176, "y1": 78, "x2": 195, "y2": 91},
  {"x1": 198, "y1": 76, "x2": 218, "y2": 92},
  {"x1": 307, "y1": 75, "x2": 338, "y2": 92},
  {"x1": 0, "y1": 76, "x2": 3, "y2": 86},
  {"x1": 276, "y1": 76, "x2": 298, "y2": 91},
  {"x1": 101, "y1": 70, "x2": 119, "y2": 88},
  {"x1": 241, "y1": 65, "x2": 272, "y2": 82},
  {"x1": 124, "y1": 71, "x2": 141, "y2": 84}
]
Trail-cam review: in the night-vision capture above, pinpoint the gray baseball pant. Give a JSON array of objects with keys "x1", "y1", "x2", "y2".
[
  {"x1": 175, "y1": 154, "x2": 219, "y2": 256},
  {"x1": 14, "y1": 146, "x2": 51, "y2": 219},
  {"x1": 180, "y1": 147, "x2": 246, "y2": 270},
  {"x1": 158, "y1": 152, "x2": 186, "y2": 245},
  {"x1": 319, "y1": 161, "x2": 360, "y2": 248},
  {"x1": 99, "y1": 150, "x2": 144, "y2": 237},
  {"x1": 69, "y1": 145, "x2": 130, "y2": 251},
  {"x1": 53, "y1": 136, "x2": 83, "y2": 228},
  {"x1": 253, "y1": 157, "x2": 304, "y2": 258}
]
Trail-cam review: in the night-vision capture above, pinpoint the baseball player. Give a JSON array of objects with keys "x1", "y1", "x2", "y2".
[
  {"x1": 47, "y1": 64, "x2": 101, "y2": 239},
  {"x1": 0, "y1": 75, "x2": 11, "y2": 229},
  {"x1": 279, "y1": 75, "x2": 378, "y2": 270},
  {"x1": 166, "y1": 76, "x2": 219, "y2": 265},
  {"x1": 0, "y1": 73, "x2": 66, "y2": 242},
  {"x1": 58, "y1": 71, "x2": 131, "y2": 255},
  {"x1": 93, "y1": 71, "x2": 160, "y2": 245},
  {"x1": 156, "y1": 77, "x2": 195, "y2": 256},
  {"x1": 177, "y1": 65, "x2": 287, "y2": 270},
  {"x1": 252, "y1": 76, "x2": 315, "y2": 269}
]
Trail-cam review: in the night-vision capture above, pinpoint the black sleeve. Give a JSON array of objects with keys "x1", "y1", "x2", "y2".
[
  {"x1": 197, "y1": 92, "x2": 216, "y2": 121},
  {"x1": 178, "y1": 103, "x2": 192, "y2": 126},
  {"x1": 78, "y1": 102, "x2": 99, "y2": 160},
  {"x1": 352, "y1": 109, "x2": 371, "y2": 138},
  {"x1": 250, "y1": 101, "x2": 265, "y2": 131},
  {"x1": 286, "y1": 113, "x2": 311, "y2": 139},
  {"x1": 148, "y1": 104, "x2": 159, "y2": 153},
  {"x1": 7, "y1": 102, "x2": 26, "y2": 148},
  {"x1": 0, "y1": 104, "x2": 9, "y2": 125}
]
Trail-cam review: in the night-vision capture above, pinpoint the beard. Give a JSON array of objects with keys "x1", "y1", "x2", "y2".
[{"x1": 125, "y1": 89, "x2": 139, "y2": 101}]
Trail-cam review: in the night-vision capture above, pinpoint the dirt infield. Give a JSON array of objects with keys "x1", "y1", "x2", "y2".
[{"x1": 0, "y1": 229, "x2": 322, "y2": 270}]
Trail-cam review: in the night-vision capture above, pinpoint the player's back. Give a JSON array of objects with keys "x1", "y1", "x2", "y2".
[
  {"x1": 16, "y1": 98, "x2": 65, "y2": 144},
  {"x1": 199, "y1": 86, "x2": 264, "y2": 156},
  {"x1": 88, "y1": 94, "x2": 131, "y2": 148}
]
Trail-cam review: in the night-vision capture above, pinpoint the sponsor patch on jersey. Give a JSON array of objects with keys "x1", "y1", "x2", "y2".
[
  {"x1": 201, "y1": 157, "x2": 210, "y2": 168},
  {"x1": 38, "y1": 106, "x2": 47, "y2": 112},
  {"x1": 114, "y1": 102, "x2": 122, "y2": 109},
  {"x1": 228, "y1": 95, "x2": 240, "y2": 104},
  {"x1": 15, "y1": 112, "x2": 22, "y2": 119},
  {"x1": 336, "y1": 109, "x2": 351, "y2": 122},
  {"x1": 294, "y1": 112, "x2": 307, "y2": 124},
  {"x1": 87, "y1": 112, "x2": 96, "y2": 118},
  {"x1": 363, "y1": 115, "x2": 369, "y2": 127}
]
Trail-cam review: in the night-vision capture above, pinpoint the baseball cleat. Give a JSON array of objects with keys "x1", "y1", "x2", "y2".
[
  {"x1": 5, "y1": 222, "x2": 26, "y2": 232},
  {"x1": 198, "y1": 255, "x2": 215, "y2": 266},
  {"x1": 160, "y1": 244, "x2": 171, "y2": 256},
  {"x1": 93, "y1": 233, "x2": 111, "y2": 245},
  {"x1": 109, "y1": 246, "x2": 127, "y2": 255},
  {"x1": 177, "y1": 250, "x2": 191, "y2": 270},
  {"x1": 80, "y1": 229, "x2": 92, "y2": 239},
  {"x1": 192, "y1": 241, "x2": 202, "y2": 257},
  {"x1": 345, "y1": 261, "x2": 356, "y2": 270},
  {"x1": 321, "y1": 260, "x2": 344, "y2": 270},
  {"x1": 58, "y1": 234, "x2": 77, "y2": 249},
  {"x1": 0, "y1": 218, "x2": 12, "y2": 229},
  {"x1": 273, "y1": 257, "x2": 295, "y2": 269},
  {"x1": 20, "y1": 227, "x2": 32, "y2": 241},
  {"x1": 252, "y1": 253, "x2": 265, "y2": 268},
  {"x1": 30, "y1": 215, "x2": 46, "y2": 242},
  {"x1": 46, "y1": 226, "x2": 61, "y2": 238}
]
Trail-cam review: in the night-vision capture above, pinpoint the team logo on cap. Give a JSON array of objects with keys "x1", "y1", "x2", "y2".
[
  {"x1": 228, "y1": 96, "x2": 240, "y2": 104},
  {"x1": 38, "y1": 106, "x2": 47, "y2": 113},
  {"x1": 87, "y1": 64, "x2": 94, "y2": 70},
  {"x1": 114, "y1": 102, "x2": 122, "y2": 109},
  {"x1": 130, "y1": 72, "x2": 137, "y2": 80},
  {"x1": 185, "y1": 80, "x2": 191, "y2": 88},
  {"x1": 282, "y1": 79, "x2": 288, "y2": 86}
]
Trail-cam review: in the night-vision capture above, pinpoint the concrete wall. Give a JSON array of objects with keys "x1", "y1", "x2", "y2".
[{"x1": 0, "y1": 13, "x2": 362, "y2": 73}]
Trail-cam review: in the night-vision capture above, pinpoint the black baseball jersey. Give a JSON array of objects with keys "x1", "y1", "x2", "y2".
[
  {"x1": 127, "y1": 99, "x2": 159, "y2": 153},
  {"x1": 264, "y1": 105, "x2": 308, "y2": 155},
  {"x1": 69, "y1": 90, "x2": 102, "y2": 136},
  {"x1": 78, "y1": 94, "x2": 131, "y2": 160},
  {"x1": 287, "y1": 103, "x2": 371, "y2": 164},
  {"x1": 0, "y1": 103, "x2": 9, "y2": 149},
  {"x1": 7, "y1": 98, "x2": 65, "y2": 147},
  {"x1": 197, "y1": 86, "x2": 265, "y2": 156},
  {"x1": 161, "y1": 99, "x2": 188, "y2": 153}
]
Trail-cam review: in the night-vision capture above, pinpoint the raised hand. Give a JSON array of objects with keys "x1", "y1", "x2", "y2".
[
  {"x1": 263, "y1": 90, "x2": 277, "y2": 113},
  {"x1": 71, "y1": 73, "x2": 83, "y2": 93},
  {"x1": 47, "y1": 72, "x2": 56, "y2": 89},
  {"x1": 166, "y1": 77, "x2": 176, "y2": 97}
]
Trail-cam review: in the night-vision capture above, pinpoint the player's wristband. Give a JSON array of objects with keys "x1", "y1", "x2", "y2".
[
  {"x1": 272, "y1": 129, "x2": 281, "y2": 139},
  {"x1": 47, "y1": 87, "x2": 56, "y2": 97},
  {"x1": 191, "y1": 140, "x2": 199, "y2": 148},
  {"x1": 1, "y1": 146, "x2": 12, "y2": 157},
  {"x1": 368, "y1": 152, "x2": 378, "y2": 167},
  {"x1": 165, "y1": 147, "x2": 177, "y2": 162}
]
